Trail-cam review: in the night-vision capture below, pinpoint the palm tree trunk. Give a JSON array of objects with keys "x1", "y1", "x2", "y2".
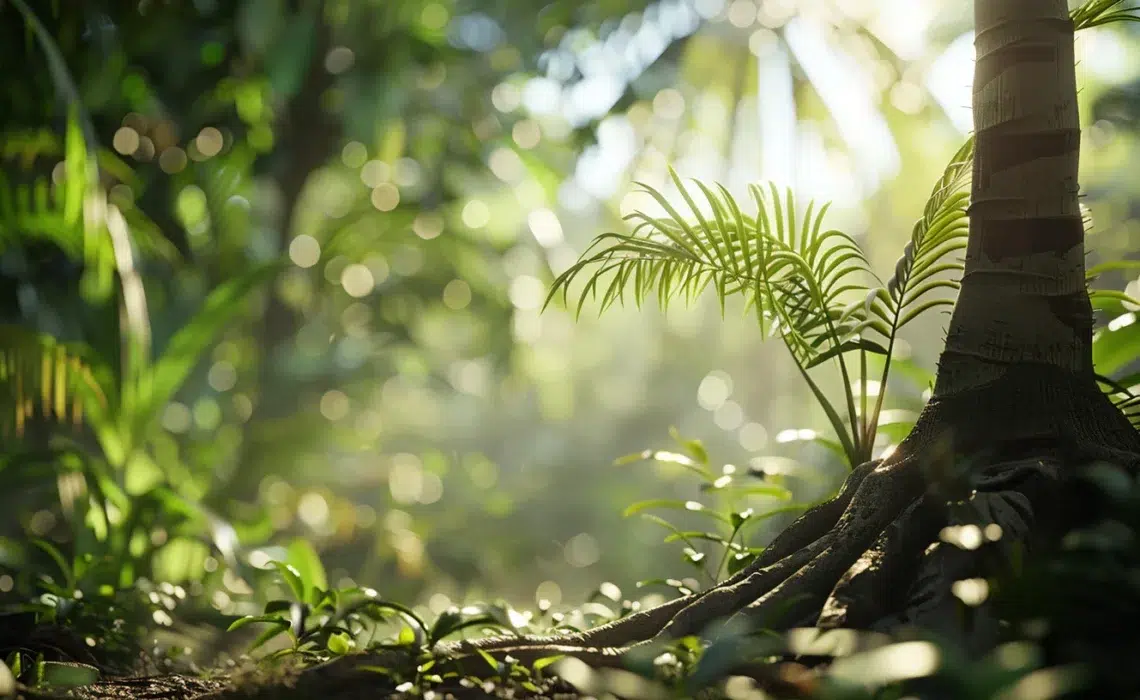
[{"x1": 935, "y1": 0, "x2": 1091, "y2": 397}]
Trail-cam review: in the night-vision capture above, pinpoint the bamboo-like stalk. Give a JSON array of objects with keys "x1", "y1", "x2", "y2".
[{"x1": 935, "y1": 0, "x2": 1090, "y2": 396}]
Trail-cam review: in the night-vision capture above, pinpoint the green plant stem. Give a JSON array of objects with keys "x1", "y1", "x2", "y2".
[
  {"x1": 790, "y1": 356, "x2": 857, "y2": 464},
  {"x1": 714, "y1": 521, "x2": 746, "y2": 582},
  {"x1": 860, "y1": 347, "x2": 869, "y2": 457},
  {"x1": 864, "y1": 334, "x2": 896, "y2": 457},
  {"x1": 831, "y1": 339, "x2": 863, "y2": 460},
  {"x1": 809, "y1": 266, "x2": 863, "y2": 461}
]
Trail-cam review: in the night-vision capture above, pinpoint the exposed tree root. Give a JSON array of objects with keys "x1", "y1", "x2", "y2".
[
  {"x1": 186, "y1": 364, "x2": 1140, "y2": 699},
  {"x1": 406, "y1": 365, "x2": 1140, "y2": 666}
]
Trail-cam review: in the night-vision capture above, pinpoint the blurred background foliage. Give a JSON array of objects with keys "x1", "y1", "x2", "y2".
[{"x1": 0, "y1": 0, "x2": 1139, "y2": 659}]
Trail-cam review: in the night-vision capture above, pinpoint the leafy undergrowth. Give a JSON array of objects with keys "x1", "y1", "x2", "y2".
[{"x1": 5, "y1": 453, "x2": 1140, "y2": 700}]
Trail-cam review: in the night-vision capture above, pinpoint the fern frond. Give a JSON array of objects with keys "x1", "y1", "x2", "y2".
[{"x1": 0, "y1": 326, "x2": 110, "y2": 439}]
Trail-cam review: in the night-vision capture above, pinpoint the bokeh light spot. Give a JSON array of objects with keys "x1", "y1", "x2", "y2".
[
  {"x1": 512, "y1": 119, "x2": 541, "y2": 149},
  {"x1": 652, "y1": 88, "x2": 686, "y2": 119},
  {"x1": 462, "y1": 200, "x2": 491, "y2": 229},
  {"x1": 341, "y1": 142, "x2": 367, "y2": 168},
  {"x1": 289, "y1": 234, "x2": 321, "y2": 268},
  {"x1": 195, "y1": 127, "x2": 224, "y2": 157},
  {"x1": 113, "y1": 127, "x2": 140, "y2": 155},
  {"x1": 527, "y1": 208, "x2": 563, "y2": 247},
  {"x1": 324, "y1": 46, "x2": 355, "y2": 74},
  {"x1": 508, "y1": 275, "x2": 545, "y2": 310},
  {"x1": 193, "y1": 398, "x2": 222, "y2": 430},
  {"x1": 491, "y1": 82, "x2": 521, "y2": 112},
  {"x1": 361, "y1": 160, "x2": 390, "y2": 187},
  {"x1": 158, "y1": 147, "x2": 188, "y2": 174},
  {"x1": 564, "y1": 533, "x2": 600, "y2": 567},
  {"x1": 442, "y1": 279, "x2": 472, "y2": 310},
  {"x1": 341, "y1": 263, "x2": 375, "y2": 298},
  {"x1": 297, "y1": 491, "x2": 330, "y2": 528},
  {"x1": 697, "y1": 371, "x2": 732, "y2": 410},
  {"x1": 421, "y1": 2, "x2": 449, "y2": 30},
  {"x1": 413, "y1": 212, "x2": 444, "y2": 239},
  {"x1": 739, "y1": 422, "x2": 769, "y2": 451},
  {"x1": 371, "y1": 183, "x2": 400, "y2": 211},
  {"x1": 163, "y1": 403, "x2": 192, "y2": 433},
  {"x1": 207, "y1": 361, "x2": 237, "y2": 392},
  {"x1": 488, "y1": 147, "x2": 524, "y2": 181},
  {"x1": 320, "y1": 390, "x2": 351, "y2": 421}
]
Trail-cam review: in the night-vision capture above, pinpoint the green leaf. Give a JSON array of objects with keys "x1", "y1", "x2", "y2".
[
  {"x1": 669, "y1": 426, "x2": 709, "y2": 465},
  {"x1": 1093, "y1": 316, "x2": 1140, "y2": 376},
  {"x1": 285, "y1": 538, "x2": 328, "y2": 605},
  {"x1": 635, "y1": 577, "x2": 695, "y2": 596},
  {"x1": 803, "y1": 337, "x2": 889, "y2": 370},
  {"x1": 131, "y1": 261, "x2": 284, "y2": 437},
  {"x1": 662, "y1": 531, "x2": 736, "y2": 547},
  {"x1": 248, "y1": 621, "x2": 291, "y2": 652},
  {"x1": 612, "y1": 449, "x2": 712, "y2": 480},
  {"x1": 475, "y1": 648, "x2": 501, "y2": 674},
  {"x1": 4, "y1": 652, "x2": 20, "y2": 680},
  {"x1": 858, "y1": 139, "x2": 973, "y2": 348},
  {"x1": 38, "y1": 662, "x2": 99, "y2": 689},
  {"x1": 334, "y1": 598, "x2": 429, "y2": 639},
  {"x1": 429, "y1": 609, "x2": 463, "y2": 644},
  {"x1": 737, "y1": 503, "x2": 814, "y2": 535},
  {"x1": 701, "y1": 480, "x2": 792, "y2": 499},
  {"x1": 30, "y1": 539, "x2": 74, "y2": 591},
  {"x1": 1087, "y1": 259, "x2": 1140, "y2": 278},
  {"x1": 1072, "y1": 0, "x2": 1140, "y2": 29},
  {"x1": 271, "y1": 562, "x2": 306, "y2": 602},
  {"x1": 397, "y1": 625, "x2": 417, "y2": 646},
  {"x1": 532, "y1": 655, "x2": 566, "y2": 673},
  {"x1": 227, "y1": 613, "x2": 289, "y2": 632},
  {"x1": 429, "y1": 612, "x2": 511, "y2": 645},
  {"x1": 622, "y1": 499, "x2": 730, "y2": 525},
  {"x1": 327, "y1": 632, "x2": 352, "y2": 656},
  {"x1": 726, "y1": 549, "x2": 762, "y2": 575},
  {"x1": 288, "y1": 601, "x2": 308, "y2": 638},
  {"x1": 263, "y1": 600, "x2": 292, "y2": 615}
]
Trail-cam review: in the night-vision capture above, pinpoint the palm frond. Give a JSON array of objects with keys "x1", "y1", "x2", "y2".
[
  {"x1": 0, "y1": 127, "x2": 178, "y2": 263},
  {"x1": 1108, "y1": 387, "x2": 1140, "y2": 431},
  {"x1": 7, "y1": 0, "x2": 153, "y2": 375},
  {"x1": 1072, "y1": 0, "x2": 1140, "y2": 29},
  {"x1": 0, "y1": 326, "x2": 111, "y2": 440},
  {"x1": 548, "y1": 170, "x2": 876, "y2": 368},
  {"x1": 852, "y1": 137, "x2": 972, "y2": 345},
  {"x1": 0, "y1": 128, "x2": 89, "y2": 260}
]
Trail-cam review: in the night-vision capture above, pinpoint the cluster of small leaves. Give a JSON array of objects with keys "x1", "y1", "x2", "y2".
[
  {"x1": 0, "y1": 550, "x2": 194, "y2": 678},
  {"x1": 614, "y1": 428, "x2": 810, "y2": 588},
  {"x1": 227, "y1": 539, "x2": 525, "y2": 662}
]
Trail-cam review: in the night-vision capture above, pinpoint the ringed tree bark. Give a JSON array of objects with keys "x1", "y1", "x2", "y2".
[{"x1": 222, "y1": 0, "x2": 1140, "y2": 687}]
